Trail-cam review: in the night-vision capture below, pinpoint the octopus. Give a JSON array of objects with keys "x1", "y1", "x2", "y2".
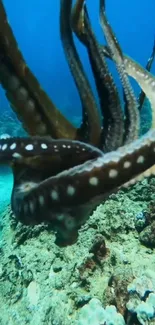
[{"x1": 0, "y1": 0, "x2": 155, "y2": 245}]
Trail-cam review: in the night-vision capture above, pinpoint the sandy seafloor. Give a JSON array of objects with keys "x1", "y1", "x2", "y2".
[{"x1": 0, "y1": 170, "x2": 155, "y2": 324}]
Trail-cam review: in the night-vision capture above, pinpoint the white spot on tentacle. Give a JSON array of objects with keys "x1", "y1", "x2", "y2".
[
  {"x1": 109, "y1": 169, "x2": 118, "y2": 178},
  {"x1": 136, "y1": 155, "x2": 145, "y2": 164},
  {"x1": 2, "y1": 144, "x2": 7, "y2": 150},
  {"x1": 38, "y1": 195, "x2": 45, "y2": 206},
  {"x1": 24, "y1": 99, "x2": 36, "y2": 112},
  {"x1": 12, "y1": 152, "x2": 22, "y2": 159},
  {"x1": 67, "y1": 185, "x2": 75, "y2": 196},
  {"x1": 41, "y1": 143, "x2": 48, "y2": 149},
  {"x1": 16, "y1": 87, "x2": 28, "y2": 101},
  {"x1": 29, "y1": 201, "x2": 35, "y2": 213},
  {"x1": 123, "y1": 161, "x2": 131, "y2": 169},
  {"x1": 10, "y1": 143, "x2": 17, "y2": 150},
  {"x1": 25, "y1": 144, "x2": 34, "y2": 151},
  {"x1": 50, "y1": 190, "x2": 59, "y2": 200},
  {"x1": 89, "y1": 177, "x2": 99, "y2": 186}
]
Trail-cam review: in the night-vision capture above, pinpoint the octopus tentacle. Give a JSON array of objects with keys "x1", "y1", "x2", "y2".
[
  {"x1": 71, "y1": 0, "x2": 84, "y2": 39},
  {"x1": 0, "y1": 137, "x2": 102, "y2": 245},
  {"x1": 0, "y1": 137, "x2": 103, "y2": 170},
  {"x1": 0, "y1": 0, "x2": 77, "y2": 139},
  {"x1": 20, "y1": 129, "x2": 155, "y2": 204},
  {"x1": 138, "y1": 37, "x2": 155, "y2": 110},
  {"x1": 71, "y1": 0, "x2": 124, "y2": 152},
  {"x1": 124, "y1": 56, "x2": 155, "y2": 129},
  {"x1": 99, "y1": 0, "x2": 140, "y2": 144},
  {"x1": 60, "y1": 0, "x2": 101, "y2": 146},
  {"x1": 2, "y1": 128, "x2": 155, "y2": 245},
  {"x1": 102, "y1": 45, "x2": 155, "y2": 129}
]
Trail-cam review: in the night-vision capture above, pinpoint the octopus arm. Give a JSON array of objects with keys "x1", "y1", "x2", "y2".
[
  {"x1": 0, "y1": 0, "x2": 76, "y2": 139},
  {"x1": 99, "y1": 0, "x2": 140, "y2": 144},
  {"x1": 0, "y1": 137, "x2": 103, "y2": 168},
  {"x1": 71, "y1": 0, "x2": 124, "y2": 152},
  {"x1": 138, "y1": 37, "x2": 155, "y2": 110},
  {"x1": 102, "y1": 45, "x2": 155, "y2": 130},
  {"x1": 60, "y1": 0, "x2": 101, "y2": 146},
  {"x1": 10, "y1": 129, "x2": 155, "y2": 228}
]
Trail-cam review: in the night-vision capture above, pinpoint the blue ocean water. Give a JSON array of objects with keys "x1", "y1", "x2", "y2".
[
  {"x1": 0, "y1": 0, "x2": 155, "y2": 210},
  {"x1": 1, "y1": 0, "x2": 155, "y2": 118}
]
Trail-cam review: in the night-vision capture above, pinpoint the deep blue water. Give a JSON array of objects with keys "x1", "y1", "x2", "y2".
[{"x1": 1, "y1": 0, "x2": 155, "y2": 121}]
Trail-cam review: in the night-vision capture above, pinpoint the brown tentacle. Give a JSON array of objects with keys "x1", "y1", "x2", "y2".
[
  {"x1": 0, "y1": 137, "x2": 103, "y2": 171},
  {"x1": 71, "y1": 0, "x2": 124, "y2": 152},
  {"x1": 9, "y1": 128, "x2": 155, "y2": 245},
  {"x1": 102, "y1": 45, "x2": 155, "y2": 130},
  {"x1": 99, "y1": 0, "x2": 140, "y2": 144},
  {"x1": 60, "y1": 0, "x2": 101, "y2": 146},
  {"x1": 138, "y1": 37, "x2": 155, "y2": 110},
  {"x1": 71, "y1": 0, "x2": 85, "y2": 41},
  {"x1": 5, "y1": 137, "x2": 103, "y2": 245},
  {"x1": 0, "y1": 0, "x2": 77, "y2": 139}
]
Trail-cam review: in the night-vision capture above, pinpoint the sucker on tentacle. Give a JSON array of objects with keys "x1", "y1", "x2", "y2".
[{"x1": 71, "y1": 0, "x2": 124, "y2": 152}]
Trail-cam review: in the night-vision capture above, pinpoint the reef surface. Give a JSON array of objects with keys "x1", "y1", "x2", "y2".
[{"x1": 0, "y1": 176, "x2": 155, "y2": 324}]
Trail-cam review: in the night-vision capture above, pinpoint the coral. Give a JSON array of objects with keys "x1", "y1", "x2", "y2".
[
  {"x1": 0, "y1": 133, "x2": 10, "y2": 139},
  {"x1": 138, "y1": 201, "x2": 155, "y2": 248},
  {"x1": 127, "y1": 270, "x2": 155, "y2": 298},
  {"x1": 136, "y1": 293, "x2": 155, "y2": 325},
  {"x1": 0, "y1": 110, "x2": 27, "y2": 137},
  {"x1": 139, "y1": 221, "x2": 155, "y2": 248},
  {"x1": 89, "y1": 234, "x2": 109, "y2": 265},
  {"x1": 127, "y1": 271, "x2": 155, "y2": 324},
  {"x1": 76, "y1": 298, "x2": 125, "y2": 325},
  {"x1": 134, "y1": 211, "x2": 146, "y2": 231},
  {"x1": 127, "y1": 293, "x2": 155, "y2": 325}
]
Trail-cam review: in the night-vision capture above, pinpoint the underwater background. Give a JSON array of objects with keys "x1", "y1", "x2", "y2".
[
  {"x1": 1, "y1": 0, "x2": 155, "y2": 117},
  {"x1": 0, "y1": 0, "x2": 155, "y2": 324}
]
